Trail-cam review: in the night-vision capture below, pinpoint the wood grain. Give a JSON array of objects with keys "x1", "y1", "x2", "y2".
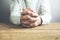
[{"x1": 0, "y1": 23, "x2": 60, "y2": 40}]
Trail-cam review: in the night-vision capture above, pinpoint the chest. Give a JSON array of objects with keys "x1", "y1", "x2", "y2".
[{"x1": 18, "y1": 0, "x2": 41, "y2": 12}]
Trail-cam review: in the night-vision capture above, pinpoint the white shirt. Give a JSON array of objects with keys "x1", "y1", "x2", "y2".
[{"x1": 10, "y1": 0, "x2": 52, "y2": 25}]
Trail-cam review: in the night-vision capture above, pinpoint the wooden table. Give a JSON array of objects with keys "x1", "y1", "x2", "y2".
[{"x1": 0, "y1": 23, "x2": 60, "y2": 40}]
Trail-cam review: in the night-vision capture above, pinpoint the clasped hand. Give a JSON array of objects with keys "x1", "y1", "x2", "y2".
[{"x1": 21, "y1": 8, "x2": 41, "y2": 28}]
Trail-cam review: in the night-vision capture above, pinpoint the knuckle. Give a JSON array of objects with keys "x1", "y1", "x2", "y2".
[
  {"x1": 21, "y1": 20, "x2": 30, "y2": 25},
  {"x1": 21, "y1": 15, "x2": 30, "y2": 20}
]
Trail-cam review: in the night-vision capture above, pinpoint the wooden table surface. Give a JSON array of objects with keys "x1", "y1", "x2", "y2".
[
  {"x1": 0, "y1": 23, "x2": 60, "y2": 30},
  {"x1": 0, "y1": 23, "x2": 60, "y2": 40}
]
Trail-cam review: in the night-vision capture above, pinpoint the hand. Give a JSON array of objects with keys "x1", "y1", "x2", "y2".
[{"x1": 21, "y1": 8, "x2": 41, "y2": 28}]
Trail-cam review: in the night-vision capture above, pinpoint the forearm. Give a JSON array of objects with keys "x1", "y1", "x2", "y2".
[
  {"x1": 39, "y1": 0, "x2": 52, "y2": 24},
  {"x1": 10, "y1": 0, "x2": 21, "y2": 25},
  {"x1": 10, "y1": 11, "x2": 21, "y2": 25},
  {"x1": 40, "y1": 13, "x2": 52, "y2": 24}
]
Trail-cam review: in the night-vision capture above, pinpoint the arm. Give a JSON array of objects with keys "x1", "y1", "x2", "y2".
[
  {"x1": 10, "y1": 0, "x2": 23, "y2": 25},
  {"x1": 39, "y1": 0, "x2": 52, "y2": 24}
]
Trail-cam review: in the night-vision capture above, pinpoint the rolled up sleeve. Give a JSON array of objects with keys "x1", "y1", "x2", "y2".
[
  {"x1": 10, "y1": 0, "x2": 21, "y2": 25},
  {"x1": 39, "y1": 0, "x2": 52, "y2": 24}
]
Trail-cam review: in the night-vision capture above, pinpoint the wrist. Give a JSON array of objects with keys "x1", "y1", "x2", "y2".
[{"x1": 38, "y1": 17, "x2": 43, "y2": 26}]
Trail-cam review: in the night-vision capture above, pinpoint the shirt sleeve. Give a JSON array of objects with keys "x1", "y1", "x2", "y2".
[
  {"x1": 39, "y1": 0, "x2": 52, "y2": 24},
  {"x1": 10, "y1": 0, "x2": 22, "y2": 25}
]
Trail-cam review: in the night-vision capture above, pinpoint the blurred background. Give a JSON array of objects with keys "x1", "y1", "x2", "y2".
[{"x1": 0, "y1": 0, "x2": 60, "y2": 23}]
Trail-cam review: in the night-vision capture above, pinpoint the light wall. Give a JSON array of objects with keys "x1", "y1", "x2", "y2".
[{"x1": 50, "y1": 0, "x2": 60, "y2": 22}]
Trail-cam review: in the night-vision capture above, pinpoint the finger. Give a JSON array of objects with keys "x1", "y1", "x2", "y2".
[
  {"x1": 27, "y1": 11, "x2": 38, "y2": 17},
  {"x1": 21, "y1": 11, "x2": 27, "y2": 15},
  {"x1": 21, "y1": 20, "x2": 31, "y2": 27},
  {"x1": 23, "y1": 8, "x2": 26, "y2": 11},
  {"x1": 30, "y1": 12, "x2": 38, "y2": 17},
  {"x1": 23, "y1": 8, "x2": 36, "y2": 16},
  {"x1": 21, "y1": 8, "x2": 28, "y2": 15},
  {"x1": 27, "y1": 8, "x2": 37, "y2": 13},
  {"x1": 27, "y1": 8, "x2": 33, "y2": 12},
  {"x1": 27, "y1": 17, "x2": 38, "y2": 24},
  {"x1": 34, "y1": 17, "x2": 41, "y2": 26},
  {"x1": 30, "y1": 22, "x2": 38, "y2": 27},
  {"x1": 30, "y1": 23, "x2": 36, "y2": 27},
  {"x1": 26, "y1": 11, "x2": 37, "y2": 18},
  {"x1": 21, "y1": 8, "x2": 32, "y2": 15},
  {"x1": 30, "y1": 17, "x2": 41, "y2": 26},
  {"x1": 27, "y1": 8, "x2": 38, "y2": 17},
  {"x1": 21, "y1": 21, "x2": 29, "y2": 25},
  {"x1": 30, "y1": 17, "x2": 38, "y2": 21},
  {"x1": 21, "y1": 15, "x2": 31, "y2": 20}
]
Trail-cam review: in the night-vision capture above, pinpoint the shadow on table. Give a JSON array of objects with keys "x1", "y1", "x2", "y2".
[{"x1": 0, "y1": 22, "x2": 44, "y2": 29}]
